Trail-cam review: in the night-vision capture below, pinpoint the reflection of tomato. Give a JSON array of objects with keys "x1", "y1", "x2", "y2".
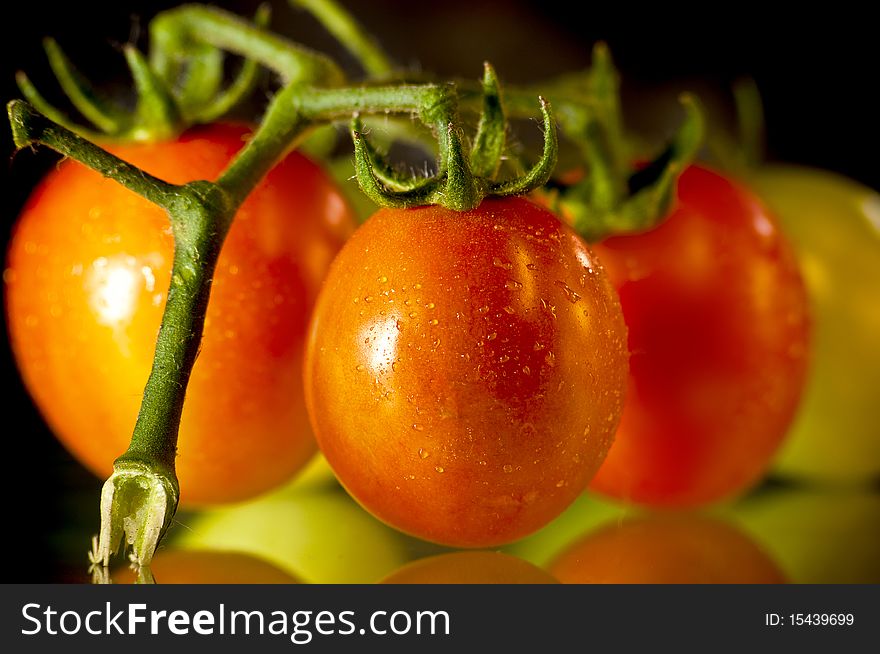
[
  {"x1": 504, "y1": 494, "x2": 630, "y2": 567},
  {"x1": 549, "y1": 513, "x2": 786, "y2": 584},
  {"x1": 588, "y1": 165, "x2": 810, "y2": 506},
  {"x1": 304, "y1": 197, "x2": 628, "y2": 547},
  {"x1": 114, "y1": 550, "x2": 300, "y2": 584},
  {"x1": 176, "y1": 487, "x2": 408, "y2": 583},
  {"x1": 4, "y1": 124, "x2": 355, "y2": 505},
  {"x1": 381, "y1": 551, "x2": 558, "y2": 584},
  {"x1": 749, "y1": 167, "x2": 880, "y2": 483}
]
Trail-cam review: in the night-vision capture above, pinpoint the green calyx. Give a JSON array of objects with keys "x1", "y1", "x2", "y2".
[
  {"x1": 540, "y1": 44, "x2": 706, "y2": 242},
  {"x1": 351, "y1": 63, "x2": 558, "y2": 212},
  {"x1": 16, "y1": 5, "x2": 274, "y2": 142}
]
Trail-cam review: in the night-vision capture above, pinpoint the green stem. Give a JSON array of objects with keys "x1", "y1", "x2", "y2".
[
  {"x1": 149, "y1": 4, "x2": 344, "y2": 85},
  {"x1": 291, "y1": 0, "x2": 394, "y2": 78},
  {"x1": 8, "y1": 100, "x2": 176, "y2": 205}
]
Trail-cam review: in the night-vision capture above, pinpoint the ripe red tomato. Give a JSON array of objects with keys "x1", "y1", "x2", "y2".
[
  {"x1": 5, "y1": 124, "x2": 355, "y2": 505},
  {"x1": 304, "y1": 197, "x2": 628, "y2": 547},
  {"x1": 588, "y1": 165, "x2": 810, "y2": 506}
]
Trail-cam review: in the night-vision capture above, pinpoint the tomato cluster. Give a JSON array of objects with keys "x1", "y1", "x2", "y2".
[{"x1": 4, "y1": 9, "x2": 876, "y2": 580}]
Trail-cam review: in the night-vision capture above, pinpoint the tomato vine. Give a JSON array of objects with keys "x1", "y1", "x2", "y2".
[{"x1": 6, "y1": 0, "x2": 702, "y2": 572}]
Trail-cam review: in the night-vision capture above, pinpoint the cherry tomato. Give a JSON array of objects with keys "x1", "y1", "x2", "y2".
[
  {"x1": 549, "y1": 513, "x2": 786, "y2": 584},
  {"x1": 4, "y1": 124, "x2": 355, "y2": 505},
  {"x1": 113, "y1": 550, "x2": 300, "y2": 584},
  {"x1": 380, "y1": 551, "x2": 559, "y2": 584},
  {"x1": 749, "y1": 166, "x2": 880, "y2": 483},
  {"x1": 588, "y1": 165, "x2": 810, "y2": 506},
  {"x1": 304, "y1": 197, "x2": 629, "y2": 547}
]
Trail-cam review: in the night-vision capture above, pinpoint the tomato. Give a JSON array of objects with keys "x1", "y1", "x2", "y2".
[
  {"x1": 113, "y1": 550, "x2": 300, "y2": 584},
  {"x1": 747, "y1": 166, "x2": 880, "y2": 483},
  {"x1": 176, "y1": 486, "x2": 409, "y2": 583},
  {"x1": 380, "y1": 551, "x2": 559, "y2": 584},
  {"x1": 4, "y1": 124, "x2": 355, "y2": 505},
  {"x1": 587, "y1": 165, "x2": 810, "y2": 506},
  {"x1": 548, "y1": 513, "x2": 786, "y2": 584},
  {"x1": 304, "y1": 197, "x2": 628, "y2": 547}
]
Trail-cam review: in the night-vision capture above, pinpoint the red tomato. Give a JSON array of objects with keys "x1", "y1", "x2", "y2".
[
  {"x1": 589, "y1": 165, "x2": 810, "y2": 506},
  {"x1": 304, "y1": 197, "x2": 628, "y2": 547},
  {"x1": 5, "y1": 124, "x2": 355, "y2": 505}
]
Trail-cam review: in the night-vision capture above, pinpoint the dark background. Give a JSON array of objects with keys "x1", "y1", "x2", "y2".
[{"x1": 2, "y1": 0, "x2": 877, "y2": 581}]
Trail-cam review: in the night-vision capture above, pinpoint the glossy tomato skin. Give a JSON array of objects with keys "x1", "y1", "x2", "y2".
[
  {"x1": 5, "y1": 124, "x2": 354, "y2": 505},
  {"x1": 750, "y1": 166, "x2": 880, "y2": 483},
  {"x1": 588, "y1": 165, "x2": 810, "y2": 506},
  {"x1": 304, "y1": 197, "x2": 628, "y2": 547}
]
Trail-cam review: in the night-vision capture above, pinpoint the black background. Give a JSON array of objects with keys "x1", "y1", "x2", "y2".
[{"x1": 1, "y1": 0, "x2": 877, "y2": 582}]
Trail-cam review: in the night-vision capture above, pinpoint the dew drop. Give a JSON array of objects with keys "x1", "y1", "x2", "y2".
[
  {"x1": 355, "y1": 364, "x2": 365, "y2": 372},
  {"x1": 418, "y1": 448, "x2": 430, "y2": 459},
  {"x1": 502, "y1": 464, "x2": 514, "y2": 473},
  {"x1": 522, "y1": 365, "x2": 531, "y2": 375},
  {"x1": 408, "y1": 311, "x2": 417, "y2": 319},
  {"x1": 493, "y1": 257, "x2": 512, "y2": 270},
  {"x1": 425, "y1": 302, "x2": 435, "y2": 309},
  {"x1": 505, "y1": 279, "x2": 522, "y2": 290},
  {"x1": 364, "y1": 296, "x2": 374, "y2": 303},
  {"x1": 526, "y1": 263, "x2": 537, "y2": 271},
  {"x1": 413, "y1": 283, "x2": 422, "y2": 290},
  {"x1": 378, "y1": 275, "x2": 388, "y2": 283},
  {"x1": 478, "y1": 305, "x2": 489, "y2": 313},
  {"x1": 486, "y1": 332, "x2": 497, "y2": 341},
  {"x1": 434, "y1": 466, "x2": 445, "y2": 474},
  {"x1": 502, "y1": 305, "x2": 515, "y2": 315},
  {"x1": 498, "y1": 354, "x2": 510, "y2": 364},
  {"x1": 554, "y1": 280, "x2": 582, "y2": 304},
  {"x1": 428, "y1": 318, "x2": 439, "y2": 326},
  {"x1": 556, "y1": 480, "x2": 566, "y2": 488}
]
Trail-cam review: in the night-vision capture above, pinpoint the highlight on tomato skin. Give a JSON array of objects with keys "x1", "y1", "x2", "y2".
[
  {"x1": 380, "y1": 551, "x2": 559, "y2": 584},
  {"x1": 548, "y1": 512, "x2": 787, "y2": 584},
  {"x1": 3, "y1": 123, "x2": 356, "y2": 506},
  {"x1": 304, "y1": 196, "x2": 629, "y2": 548},
  {"x1": 587, "y1": 164, "x2": 811, "y2": 507},
  {"x1": 112, "y1": 550, "x2": 301, "y2": 584}
]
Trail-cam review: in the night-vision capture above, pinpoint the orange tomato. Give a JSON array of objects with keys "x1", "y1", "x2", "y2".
[
  {"x1": 5, "y1": 124, "x2": 355, "y2": 505},
  {"x1": 304, "y1": 197, "x2": 628, "y2": 547}
]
